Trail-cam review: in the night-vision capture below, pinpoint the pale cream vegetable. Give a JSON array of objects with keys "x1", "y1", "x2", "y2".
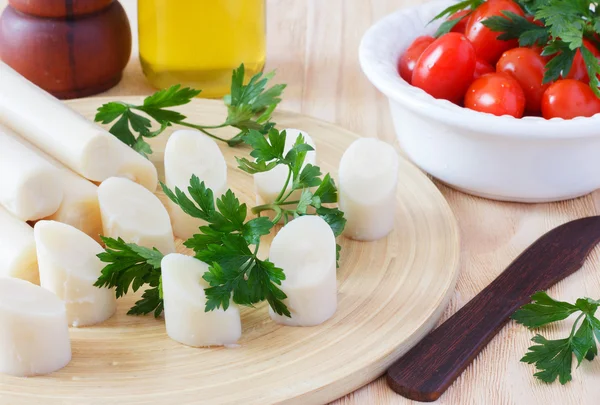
[
  {"x1": 4, "y1": 128, "x2": 102, "y2": 241},
  {"x1": 34, "y1": 221, "x2": 116, "y2": 327},
  {"x1": 0, "y1": 278, "x2": 71, "y2": 377},
  {"x1": 98, "y1": 177, "x2": 176, "y2": 254},
  {"x1": 269, "y1": 215, "x2": 337, "y2": 326},
  {"x1": 43, "y1": 169, "x2": 102, "y2": 243},
  {"x1": 0, "y1": 62, "x2": 157, "y2": 191},
  {"x1": 161, "y1": 253, "x2": 241, "y2": 347},
  {"x1": 164, "y1": 130, "x2": 227, "y2": 240},
  {"x1": 0, "y1": 126, "x2": 63, "y2": 221},
  {"x1": 0, "y1": 205, "x2": 38, "y2": 284},
  {"x1": 254, "y1": 128, "x2": 317, "y2": 205},
  {"x1": 338, "y1": 138, "x2": 399, "y2": 241}
]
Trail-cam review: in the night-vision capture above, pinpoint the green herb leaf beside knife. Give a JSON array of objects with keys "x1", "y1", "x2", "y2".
[{"x1": 513, "y1": 291, "x2": 600, "y2": 385}]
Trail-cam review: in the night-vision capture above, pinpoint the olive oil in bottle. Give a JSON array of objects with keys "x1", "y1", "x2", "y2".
[{"x1": 138, "y1": 0, "x2": 266, "y2": 98}]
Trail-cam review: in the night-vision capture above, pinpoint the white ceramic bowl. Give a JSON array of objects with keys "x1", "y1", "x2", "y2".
[{"x1": 359, "y1": 0, "x2": 600, "y2": 203}]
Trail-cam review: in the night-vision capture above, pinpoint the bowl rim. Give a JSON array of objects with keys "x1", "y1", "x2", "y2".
[{"x1": 358, "y1": 0, "x2": 600, "y2": 140}]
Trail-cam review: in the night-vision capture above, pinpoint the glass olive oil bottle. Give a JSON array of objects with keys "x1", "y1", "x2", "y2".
[{"x1": 138, "y1": 0, "x2": 266, "y2": 98}]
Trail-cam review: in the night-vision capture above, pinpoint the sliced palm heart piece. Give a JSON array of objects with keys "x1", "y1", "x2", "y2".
[
  {"x1": 269, "y1": 215, "x2": 337, "y2": 326},
  {"x1": 43, "y1": 169, "x2": 102, "y2": 243},
  {"x1": 339, "y1": 138, "x2": 399, "y2": 241},
  {"x1": 98, "y1": 177, "x2": 176, "y2": 254},
  {"x1": 3, "y1": 128, "x2": 102, "y2": 242},
  {"x1": 34, "y1": 220, "x2": 117, "y2": 327},
  {"x1": 161, "y1": 253, "x2": 242, "y2": 347},
  {"x1": 0, "y1": 278, "x2": 71, "y2": 377},
  {"x1": 164, "y1": 130, "x2": 228, "y2": 240},
  {"x1": 0, "y1": 205, "x2": 39, "y2": 284},
  {"x1": 254, "y1": 128, "x2": 317, "y2": 205},
  {"x1": 0, "y1": 62, "x2": 158, "y2": 191},
  {"x1": 0, "y1": 124, "x2": 63, "y2": 221}
]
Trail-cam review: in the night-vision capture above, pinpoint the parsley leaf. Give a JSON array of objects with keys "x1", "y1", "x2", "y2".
[
  {"x1": 313, "y1": 173, "x2": 339, "y2": 204},
  {"x1": 521, "y1": 335, "x2": 575, "y2": 384},
  {"x1": 430, "y1": 0, "x2": 484, "y2": 23},
  {"x1": 224, "y1": 64, "x2": 287, "y2": 135},
  {"x1": 94, "y1": 64, "x2": 286, "y2": 155},
  {"x1": 542, "y1": 40, "x2": 577, "y2": 83},
  {"x1": 142, "y1": 85, "x2": 201, "y2": 109},
  {"x1": 512, "y1": 291, "x2": 579, "y2": 327},
  {"x1": 94, "y1": 236, "x2": 165, "y2": 317},
  {"x1": 482, "y1": 11, "x2": 549, "y2": 45},
  {"x1": 534, "y1": 0, "x2": 589, "y2": 50},
  {"x1": 581, "y1": 46, "x2": 600, "y2": 97},
  {"x1": 162, "y1": 178, "x2": 290, "y2": 317},
  {"x1": 514, "y1": 291, "x2": 600, "y2": 384},
  {"x1": 244, "y1": 128, "x2": 345, "y2": 236},
  {"x1": 429, "y1": 0, "x2": 485, "y2": 37}
]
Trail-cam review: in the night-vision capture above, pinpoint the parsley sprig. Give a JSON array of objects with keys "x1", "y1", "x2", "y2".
[
  {"x1": 513, "y1": 291, "x2": 600, "y2": 384},
  {"x1": 94, "y1": 236, "x2": 165, "y2": 317},
  {"x1": 161, "y1": 177, "x2": 291, "y2": 317},
  {"x1": 95, "y1": 64, "x2": 286, "y2": 156},
  {"x1": 238, "y1": 129, "x2": 345, "y2": 233},
  {"x1": 238, "y1": 129, "x2": 346, "y2": 266}
]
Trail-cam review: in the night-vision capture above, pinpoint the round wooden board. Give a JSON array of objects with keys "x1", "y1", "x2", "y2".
[{"x1": 0, "y1": 98, "x2": 460, "y2": 405}]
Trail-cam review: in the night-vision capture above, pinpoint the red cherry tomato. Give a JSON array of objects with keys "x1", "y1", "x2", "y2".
[
  {"x1": 464, "y1": 72, "x2": 526, "y2": 117},
  {"x1": 541, "y1": 79, "x2": 600, "y2": 119},
  {"x1": 465, "y1": 0, "x2": 525, "y2": 64},
  {"x1": 398, "y1": 35, "x2": 435, "y2": 83},
  {"x1": 497, "y1": 47, "x2": 550, "y2": 114},
  {"x1": 412, "y1": 33, "x2": 476, "y2": 103},
  {"x1": 449, "y1": 9, "x2": 470, "y2": 34},
  {"x1": 565, "y1": 39, "x2": 600, "y2": 83},
  {"x1": 474, "y1": 58, "x2": 495, "y2": 80}
]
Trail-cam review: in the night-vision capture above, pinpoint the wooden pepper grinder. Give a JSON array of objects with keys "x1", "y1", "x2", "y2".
[{"x1": 0, "y1": 0, "x2": 131, "y2": 99}]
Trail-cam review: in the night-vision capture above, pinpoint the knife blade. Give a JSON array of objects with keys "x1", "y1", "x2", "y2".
[{"x1": 387, "y1": 215, "x2": 600, "y2": 402}]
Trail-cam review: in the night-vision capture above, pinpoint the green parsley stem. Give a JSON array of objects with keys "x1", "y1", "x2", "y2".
[
  {"x1": 279, "y1": 200, "x2": 300, "y2": 206},
  {"x1": 251, "y1": 200, "x2": 301, "y2": 215},
  {"x1": 177, "y1": 122, "x2": 230, "y2": 144},
  {"x1": 278, "y1": 189, "x2": 296, "y2": 205},
  {"x1": 251, "y1": 203, "x2": 275, "y2": 215},
  {"x1": 193, "y1": 123, "x2": 229, "y2": 129},
  {"x1": 275, "y1": 167, "x2": 293, "y2": 203},
  {"x1": 272, "y1": 206, "x2": 284, "y2": 224},
  {"x1": 569, "y1": 313, "x2": 585, "y2": 341}
]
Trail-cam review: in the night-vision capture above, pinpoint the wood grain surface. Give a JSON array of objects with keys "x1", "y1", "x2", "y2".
[
  {"x1": 1, "y1": 0, "x2": 599, "y2": 403},
  {"x1": 0, "y1": 98, "x2": 459, "y2": 405}
]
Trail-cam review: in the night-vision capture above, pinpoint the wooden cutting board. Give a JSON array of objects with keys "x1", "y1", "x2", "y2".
[{"x1": 0, "y1": 98, "x2": 460, "y2": 405}]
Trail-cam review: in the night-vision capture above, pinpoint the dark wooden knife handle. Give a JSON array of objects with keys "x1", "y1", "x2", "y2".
[
  {"x1": 386, "y1": 278, "x2": 524, "y2": 402},
  {"x1": 387, "y1": 216, "x2": 600, "y2": 402}
]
